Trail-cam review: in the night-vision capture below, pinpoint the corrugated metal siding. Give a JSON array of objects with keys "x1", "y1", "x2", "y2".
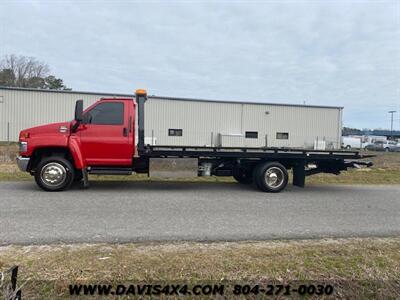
[
  {"x1": 0, "y1": 89, "x2": 123, "y2": 141},
  {"x1": 0, "y1": 88, "x2": 342, "y2": 149},
  {"x1": 261, "y1": 105, "x2": 342, "y2": 148},
  {"x1": 145, "y1": 97, "x2": 342, "y2": 149},
  {"x1": 144, "y1": 99, "x2": 243, "y2": 146}
]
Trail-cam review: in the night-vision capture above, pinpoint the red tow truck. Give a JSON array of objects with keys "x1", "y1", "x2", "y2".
[{"x1": 16, "y1": 89, "x2": 372, "y2": 192}]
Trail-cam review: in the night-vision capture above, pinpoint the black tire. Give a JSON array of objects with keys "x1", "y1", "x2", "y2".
[
  {"x1": 34, "y1": 156, "x2": 75, "y2": 191},
  {"x1": 345, "y1": 145, "x2": 351, "y2": 150},
  {"x1": 385, "y1": 147, "x2": 390, "y2": 152},
  {"x1": 232, "y1": 167, "x2": 253, "y2": 184},
  {"x1": 253, "y1": 161, "x2": 288, "y2": 193}
]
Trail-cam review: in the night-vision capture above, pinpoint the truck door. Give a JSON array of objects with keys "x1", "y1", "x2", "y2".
[{"x1": 79, "y1": 100, "x2": 133, "y2": 166}]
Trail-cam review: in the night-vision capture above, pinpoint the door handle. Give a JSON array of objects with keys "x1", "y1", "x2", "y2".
[{"x1": 123, "y1": 127, "x2": 128, "y2": 137}]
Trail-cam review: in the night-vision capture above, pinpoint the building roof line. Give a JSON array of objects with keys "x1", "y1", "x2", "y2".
[
  {"x1": 150, "y1": 95, "x2": 343, "y2": 109},
  {"x1": 0, "y1": 86, "x2": 134, "y2": 97},
  {"x1": 0, "y1": 86, "x2": 343, "y2": 109}
]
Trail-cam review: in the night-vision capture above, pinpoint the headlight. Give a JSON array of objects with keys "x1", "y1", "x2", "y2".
[{"x1": 19, "y1": 141, "x2": 28, "y2": 152}]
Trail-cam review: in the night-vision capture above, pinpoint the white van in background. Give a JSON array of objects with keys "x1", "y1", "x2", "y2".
[{"x1": 342, "y1": 136, "x2": 363, "y2": 149}]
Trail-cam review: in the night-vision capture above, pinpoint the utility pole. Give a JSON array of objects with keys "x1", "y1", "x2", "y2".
[{"x1": 388, "y1": 111, "x2": 396, "y2": 140}]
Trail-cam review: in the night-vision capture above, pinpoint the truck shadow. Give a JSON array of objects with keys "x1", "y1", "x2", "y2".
[
  {"x1": 73, "y1": 180, "x2": 256, "y2": 192},
  {"x1": 67, "y1": 180, "x2": 352, "y2": 193},
  {"x1": 15, "y1": 180, "x2": 369, "y2": 193}
]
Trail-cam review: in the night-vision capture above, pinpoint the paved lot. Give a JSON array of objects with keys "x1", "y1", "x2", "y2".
[{"x1": 1, "y1": 181, "x2": 399, "y2": 245}]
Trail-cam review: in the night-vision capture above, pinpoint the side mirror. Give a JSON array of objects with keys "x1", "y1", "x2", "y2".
[{"x1": 74, "y1": 100, "x2": 83, "y2": 122}]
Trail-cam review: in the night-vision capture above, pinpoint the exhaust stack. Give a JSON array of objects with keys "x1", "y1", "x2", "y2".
[{"x1": 135, "y1": 89, "x2": 147, "y2": 152}]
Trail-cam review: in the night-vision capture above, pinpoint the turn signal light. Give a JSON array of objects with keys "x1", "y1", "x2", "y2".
[
  {"x1": 59, "y1": 126, "x2": 68, "y2": 133},
  {"x1": 23, "y1": 132, "x2": 30, "y2": 138}
]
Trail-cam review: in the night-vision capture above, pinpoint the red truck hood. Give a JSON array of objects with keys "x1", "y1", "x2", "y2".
[{"x1": 19, "y1": 121, "x2": 71, "y2": 138}]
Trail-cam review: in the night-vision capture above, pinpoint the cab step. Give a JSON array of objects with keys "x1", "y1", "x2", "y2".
[{"x1": 88, "y1": 167, "x2": 133, "y2": 175}]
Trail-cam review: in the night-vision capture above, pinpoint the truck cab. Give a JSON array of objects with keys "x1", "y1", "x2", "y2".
[{"x1": 17, "y1": 97, "x2": 137, "y2": 191}]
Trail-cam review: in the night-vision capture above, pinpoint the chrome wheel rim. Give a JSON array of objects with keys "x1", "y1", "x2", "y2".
[
  {"x1": 264, "y1": 167, "x2": 284, "y2": 188},
  {"x1": 40, "y1": 162, "x2": 67, "y2": 186}
]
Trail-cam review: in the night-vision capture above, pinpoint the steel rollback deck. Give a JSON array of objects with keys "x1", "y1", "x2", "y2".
[
  {"x1": 138, "y1": 145, "x2": 373, "y2": 189},
  {"x1": 139, "y1": 145, "x2": 374, "y2": 160}
]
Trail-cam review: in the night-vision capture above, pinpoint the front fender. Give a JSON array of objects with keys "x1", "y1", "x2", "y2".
[
  {"x1": 69, "y1": 136, "x2": 86, "y2": 169},
  {"x1": 23, "y1": 134, "x2": 69, "y2": 156}
]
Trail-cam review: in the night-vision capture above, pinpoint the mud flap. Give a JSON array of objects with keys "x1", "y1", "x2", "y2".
[
  {"x1": 82, "y1": 168, "x2": 89, "y2": 188},
  {"x1": 293, "y1": 160, "x2": 306, "y2": 188}
]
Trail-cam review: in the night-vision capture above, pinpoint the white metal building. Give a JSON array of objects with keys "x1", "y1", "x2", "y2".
[
  {"x1": 0, "y1": 87, "x2": 343, "y2": 149},
  {"x1": 0, "y1": 87, "x2": 132, "y2": 142}
]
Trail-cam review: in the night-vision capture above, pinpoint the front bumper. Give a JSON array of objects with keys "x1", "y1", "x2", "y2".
[{"x1": 16, "y1": 156, "x2": 30, "y2": 172}]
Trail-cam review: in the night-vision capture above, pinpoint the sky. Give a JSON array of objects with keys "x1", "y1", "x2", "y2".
[{"x1": 0, "y1": 0, "x2": 399, "y2": 130}]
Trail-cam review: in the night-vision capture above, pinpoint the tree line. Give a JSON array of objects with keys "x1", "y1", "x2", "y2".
[{"x1": 0, "y1": 54, "x2": 69, "y2": 90}]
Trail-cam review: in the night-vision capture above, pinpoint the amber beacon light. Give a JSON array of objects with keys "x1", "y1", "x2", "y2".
[{"x1": 135, "y1": 89, "x2": 147, "y2": 96}]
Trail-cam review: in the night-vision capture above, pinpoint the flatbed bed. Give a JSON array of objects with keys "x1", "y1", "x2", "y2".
[
  {"x1": 135, "y1": 144, "x2": 374, "y2": 191},
  {"x1": 141, "y1": 145, "x2": 373, "y2": 160}
]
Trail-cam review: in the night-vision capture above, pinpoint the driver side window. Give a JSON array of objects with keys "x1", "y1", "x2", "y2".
[{"x1": 84, "y1": 102, "x2": 124, "y2": 125}]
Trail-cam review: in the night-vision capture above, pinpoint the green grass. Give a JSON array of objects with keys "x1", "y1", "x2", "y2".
[
  {"x1": 0, "y1": 238, "x2": 399, "y2": 299},
  {"x1": 307, "y1": 168, "x2": 400, "y2": 185},
  {"x1": 0, "y1": 171, "x2": 31, "y2": 181}
]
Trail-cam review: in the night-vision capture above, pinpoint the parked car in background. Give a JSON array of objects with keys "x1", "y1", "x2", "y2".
[
  {"x1": 342, "y1": 135, "x2": 389, "y2": 150},
  {"x1": 391, "y1": 144, "x2": 400, "y2": 152},
  {"x1": 365, "y1": 140, "x2": 399, "y2": 152},
  {"x1": 359, "y1": 135, "x2": 387, "y2": 148}
]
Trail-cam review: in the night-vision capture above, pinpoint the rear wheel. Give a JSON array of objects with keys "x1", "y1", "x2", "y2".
[
  {"x1": 232, "y1": 167, "x2": 253, "y2": 184},
  {"x1": 385, "y1": 147, "x2": 390, "y2": 152},
  {"x1": 345, "y1": 145, "x2": 351, "y2": 150},
  {"x1": 34, "y1": 156, "x2": 75, "y2": 191},
  {"x1": 253, "y1": 161, "x2": 288, "y2": 193}
]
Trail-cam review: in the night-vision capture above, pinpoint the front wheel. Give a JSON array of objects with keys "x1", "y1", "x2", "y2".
[
  {"x1": 34, "y1": 156, "x2": 75, "y2": 191},
  {"x1": 253, "y1": 161, "x2": 288, "y2": 193}
]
